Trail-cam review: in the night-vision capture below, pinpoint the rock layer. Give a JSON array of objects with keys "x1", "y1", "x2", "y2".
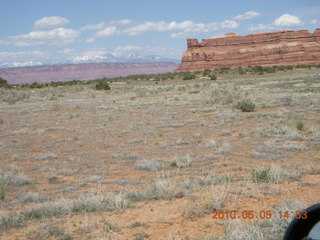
[
  {"x1": 176, "y1": 29, "x2": 320, "y2": 72},
  {"x1": 0, "y1": 62, "x2": 178, "y2": 84}
]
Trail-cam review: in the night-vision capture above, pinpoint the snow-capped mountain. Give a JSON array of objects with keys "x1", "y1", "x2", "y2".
[{"x1": 70, "y1": 53, "x2": 180, "y2": 64}]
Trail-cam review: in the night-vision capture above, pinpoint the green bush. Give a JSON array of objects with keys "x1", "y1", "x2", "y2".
[
  {"x1": 236, "y1": 99, "x2": 255, "y2": 112},
  {"x1": 203, "y1": 69, "x2": 211, "y2": 76},
  {"x1": 236, "y1": 67, "x2": 246, "y2": 75},
  {"x1": 252, "y1": 167, "x2": 270, "y2": 183},
  {"x1": 182, "y1": 72, "x2": 196, "y2": 80},
  {"x1": 0, "y1": 183, "x2": 5, "y2": 201},
  {"x1": 210, "y1": 74, "x2": 217, "y2": 80},
  {"x1": 296, "y1": 121, "x2": 304, "y2": 131},
  {"x1": 0, "y1": 77, "x2": 8, "y2": 88},
  {"x1": 95, "y1": 79, "x2": 110, "y2": 90}
]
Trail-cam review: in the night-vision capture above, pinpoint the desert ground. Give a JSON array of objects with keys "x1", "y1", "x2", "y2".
[{"x1": 0, "y1": 68, "x2": 320, "y2": 240}]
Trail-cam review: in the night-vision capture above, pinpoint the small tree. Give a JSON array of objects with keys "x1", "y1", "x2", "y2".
[
  {"x1": 0, "y1": 77, "x2": 8, "y2": 88},
  {"x1": 95, "y1": 79, "x2": 110, "y2": 90}
]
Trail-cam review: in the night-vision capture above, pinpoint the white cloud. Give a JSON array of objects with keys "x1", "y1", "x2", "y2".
[
  {"x1": 58, "y1": 48, "x2": 74, "y2": 54},
  {"x1": 34, "y1": 16, "x2": 69, "y2": 30},
  {"x1": 122, "y1": 20, "x2": 239, "y2": 37},
  {"x1": 234, "y1": 11, "x2": 261, "y2": 20},
  {"x1": 109, "y1": 19, "x2": 132, "y2": 26},
  {"x1": 95, "y1": 26, "x2": 118, "y2": 37},
  {"x1": 81, "y1": 22, "x2": 106, "y2": 31},
  {"x1": 273, "y1": 14, "x2": 303, "y2": 27},
  {"x1": 0, "y1": 51, "x2": 46, "y2": 59},
  {"x1": 0, "y1": 51, "x2": 48, "y2": 67},
  {"x1": 248, "y1": 13, "x2": 304, "y2": 32},
  {"x1": 85, "y1": 37, "x2": 95, "y2": 43},
  {"x1": 248, "y1": 24, "x2": 273, "y2": 32},
  {"x1": 80, "y1": 19, "x2": 132, "y2": 31},
  {"x1": 310, "y1": 19, "x2": 318, "y2": 25},
  {"x1": 0, "y1": 28, "x2": 80, "y2": 46},
  {"x1": 114, "y1": 45, "x2": 142, "y2": 52}
]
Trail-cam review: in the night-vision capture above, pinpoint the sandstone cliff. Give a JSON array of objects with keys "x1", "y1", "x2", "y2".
[
  {"x1": 0, "y1": 62, "x2": 178, "y2": 84},
  {"x1": 176, "y1": 29, "x2": 320, "y2": 72}
]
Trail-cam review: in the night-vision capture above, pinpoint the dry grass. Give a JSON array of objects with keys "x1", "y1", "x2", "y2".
[
  {"x1": 0, "y1": 168, "x2": 31, "y2": 186},
  {"x1": 219, "y1": 200, "x2": 305, "y2": 240},
  {"x1": 184, "y1": 183, "x2": 230, "y2": 219}
]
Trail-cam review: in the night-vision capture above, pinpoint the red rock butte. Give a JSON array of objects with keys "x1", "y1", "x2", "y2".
[{"x1": 176, "y1": 29, "x2": 320, "y2": 72}]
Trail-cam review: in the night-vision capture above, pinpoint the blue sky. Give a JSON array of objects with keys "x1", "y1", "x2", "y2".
[{"x1": 0, "y1": 0, "x2": 319, "y2": 67}]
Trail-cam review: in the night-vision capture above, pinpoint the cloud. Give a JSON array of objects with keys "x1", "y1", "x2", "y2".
[
  {"x1": 114, "y1": 45, "x2": 142, "y2": 52},
  {"x1": 85, "y1": 38, "x2": 95, "y2": 43},
  {"x1": 248, "y1": 24, "x2": 274, "y2": 32},
  {"x1": 310, "y1": 19, "x2": 318, "y2": 25},
  {"x1": 273, "y1": 14, "x2": 303, "y2": 27},
  {"x1": 81, "y1": 22, "x2": 106, "y2": 31},
  {"x1": 34, "y1": 16, "x2": 69, "y2": 30},
  {"x1": 58, "y1": 48, "x2": 74, "y2": 54},
  {"x1": 80, "y1": 19, "x2": 132, "y2": 31},
  {"x1": 2, "y1": 61, "x2": 43, "y2": 68},
  {"x1": 248, "y1": 13, "x2": 304, "y2": 32},
  {"x1": 122, "y1": 20, "x2": 239, "y2": 37},
  {"x1": 234, "y1": 11, "x2": 261, "y2": 20},
  {"x1": 0, "y1": 51, "x2": 48, "y2": 67},
  {"x1": 0, "y1": 28, "x2": 80, "y2": 46},
  {"x1": 95, "y1": 26, "x2": 118, "y2": 37}
]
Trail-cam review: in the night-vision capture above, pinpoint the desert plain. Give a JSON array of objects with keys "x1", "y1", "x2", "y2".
[{"x1": 0, "y1": 67, "x2": 320, "y2": 240}]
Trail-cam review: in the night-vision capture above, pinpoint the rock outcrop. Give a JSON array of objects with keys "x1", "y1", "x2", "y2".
[
  {"x1": 176, "y1": 29, "x2": 320, "y2": 72},
  {"x1": 0, "y1": 62, "x2": 178, "y2": 84}
]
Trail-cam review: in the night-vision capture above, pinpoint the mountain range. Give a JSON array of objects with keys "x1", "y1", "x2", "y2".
[{"x1": 0, "y1": 53, "x2": 180, "y2": 68}]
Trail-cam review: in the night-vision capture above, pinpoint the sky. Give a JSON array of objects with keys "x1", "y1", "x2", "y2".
[{"x1": 0, "y1": 0, "x2": 319, "y2": 67}]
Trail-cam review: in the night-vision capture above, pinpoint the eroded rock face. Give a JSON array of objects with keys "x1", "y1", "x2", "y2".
[{"x1": 176, "y1": 29, "x2": 320, "y2": 72}]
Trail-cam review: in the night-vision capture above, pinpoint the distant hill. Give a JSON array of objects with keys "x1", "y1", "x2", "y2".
[{"x1": 0, "y1": 62, "x2": 178, "y2": 84}]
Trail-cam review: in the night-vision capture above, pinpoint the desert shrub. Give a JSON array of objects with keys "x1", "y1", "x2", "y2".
[
  {"x1": 169, "y1": 155, "x2": 192, "y2": 168},
  {"x1": 134, "y1": 159, "x2": 163, "y2": 171},
  {"x1": 0, "y1": 168, "x2": 31, "y2": 186},
  {"x1": 128, "y1": 175, "x2": 183, "y2": 201},
  {"x1": 210, "y1": 74, "x2": 217, "y2": 80},
  {"x1": 71, "y1": 192, "x2": 128, "y2": 213},
  {"x1": 205, "y1": 140, "x2": 231, "y2": 154},
  {"x1": 184, "y1": 184, "x2": 229, "y2": 218},
  {"x1": 209, "y1": 87, "x2": 245, "y2": 105},
  {"x1": 236, "y1": 99, "x2": 255, "y2": 112},
  {"x1": 0, "y1": 77, "x2": 8, "y2": 88},
  {"x1": 251, "y1": 166, "x2": 301, "y2": 184},
  {"x1": 128, "y1": 221, "x2": 149, "y2": 228},
  {"x1": 0, "y1": 183, "x2": 5, "y2": 201},
  {"x1": 296, "y1": 120, "x2": 304, "y2": 131},
  {"x1": 264, "y1": 67, "x2": 276, "y2": 73},
  {"x1": 182, "y1": 72, "x2": 196, "y2": 80},
  {"x1": 236, "y1": 67, "x2": 246, "y2": 74},
  {"x1": 21, "y1": 192, "x2": 48, "y2": 203},
  {"x1": 0, "y1": 89, "x2": 31, "y2": 104},
  {"x1": 203, "y1": 69, "x2": 211, "y2": 76},
  {"x1": 252, "y1": 167, "x2": 270, "y2": 183},
  {"x1": 95, "y1": 79, "x2": 110, "y2": 90},
  {"x1": 0, "y1": 213, "x2": 26, "y2": 230}
]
